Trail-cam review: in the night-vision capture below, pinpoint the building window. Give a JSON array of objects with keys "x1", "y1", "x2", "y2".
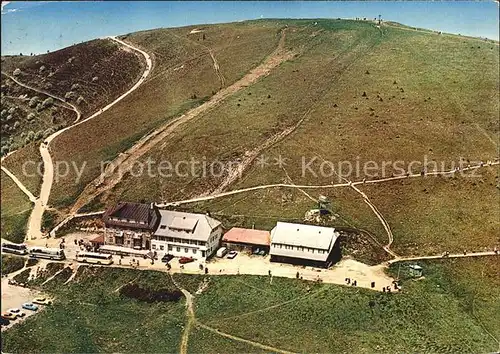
[
  {"x1": 192, "y1": 249, "x2": 197, "y2": 254},
  {"x1": 176, "y1": 247, "x2": 180, "y2": 252},
  {"x1": 160, "y1": 245, "x2": 164, "y2": 251},
  {"x1": 185, "y1": 248, "x2": 189, "y2": 253},
  {"x1": 152, "y1": 244, "x2": 156, "y2": 250},
  {"x1": 168, "y1": 245, "x2": 172, "y2": 251}
]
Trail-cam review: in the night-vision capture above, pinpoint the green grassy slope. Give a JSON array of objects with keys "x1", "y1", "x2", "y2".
[
  {"x1": 1, "y1": 170, "x2": 32, "y2": 243},
  {"x1": 48, "y1": 21, "x2": 283, "y2": 207},
  {"x1": 2, "y1": 267, "x2": 186, "y2": 353},
  {"x1": 3, "y1": 258, "x2": 498, "y2": 353}
]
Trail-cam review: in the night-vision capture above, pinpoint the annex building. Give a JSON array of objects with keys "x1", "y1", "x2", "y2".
[
  {"x1": 222, "y1": 227, "x2": 270, "y2": 253},
  {"x1": 269, "y1": 222, "x2": 341, "y2": 268}
]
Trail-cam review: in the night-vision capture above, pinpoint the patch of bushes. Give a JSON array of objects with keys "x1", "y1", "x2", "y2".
[
  {"x1": 26, "y1": 258, "x2": 39, "y2": 267},
  {"x1": 119, "y1": 283, "x2": 183, "y2": 303},
  {"x1": 41, "y1": 209, "x2": 58, "y2": 232},
  {"x1": 13, "y1": 268, "x2": 31, "y2": 283},
  {"x1": 29, "y1": 96, "x2": 39, "y2": 108},
  {"x1": 1, "y1": 255, "x2": 25, "y2": 274}
]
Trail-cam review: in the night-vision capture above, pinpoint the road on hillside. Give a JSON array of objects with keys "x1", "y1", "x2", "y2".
[
  {"x1": 23, "y1": 36, "x2": 152, "y2": 241},
  {"x1": 68, "y1": 29, "x2": 294, "y2": 216}
]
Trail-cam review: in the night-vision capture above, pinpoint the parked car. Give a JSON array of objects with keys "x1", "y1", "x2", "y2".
[
  {"x1": 216, "y1": 247, "x2": 228, "y2": 258},
  {"x1": 161, "y1": 254, "x2": 174, "y2": 263},
  {"x1": 8, "y1": 308, "x2": 25, "y2": 317},
  {"x1": 0, "y1": 317, "x2": 10, "y2": 326},
  {"x1": 22, "y1": 303, "x2": 39, "y2": 311},
  {"x1": 1, "y1": 312, "x2": 17, "y2": 321},
  {"x1": 258, "y1": 249, "x2": 267, "y2": 256},
  {"x1": 227, "y1": 251, "x2": 238, "y2": 259},
  {"x1": 179, "y1": 257, "x2": 194, "y2": 264},
  {"x1": 32, "y1": 297, "x2": 52, "y2": 305}
]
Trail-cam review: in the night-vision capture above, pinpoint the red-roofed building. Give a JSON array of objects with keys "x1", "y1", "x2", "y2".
[
  {"x1": 90, "y1": 234, "x2": 104, "y2": 248},
  {"x1": 222, "y1": 227, "x2": 270, "y2": 253}
]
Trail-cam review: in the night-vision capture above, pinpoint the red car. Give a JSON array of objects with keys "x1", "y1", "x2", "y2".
[{"x1": 179, "y1": 257, "x2": 194, "y2": 264}]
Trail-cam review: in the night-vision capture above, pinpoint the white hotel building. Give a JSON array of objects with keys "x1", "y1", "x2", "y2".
[{"x1": 151, "y1": 210, "x2": 223, "y2": 260}]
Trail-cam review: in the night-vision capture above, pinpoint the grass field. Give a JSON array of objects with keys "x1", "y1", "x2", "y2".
[
  {"x1": 2, "y1": 267, "x2": 186, "y2": 353},
  {"x1": 1, "y1": 39, "x2": 144, "y2": 117},
  {"x1": 47, "y1": 21, "x2": 283, "y2": 208},
  {"x1": 2, "y1": 142, "x2": 43, "y2": 196},
  {"x1": 3, "y1": 257, "x2": 498, "y2": 353},
  {"x1": 98, "y1": 20, "x2": 499, "y2": 258},
  {"x1": 1, "y1": 255, "x2": 25, "y2": 274},
  {"x1": 1, "y1": 170, "x2": 32, "y2": 243}
]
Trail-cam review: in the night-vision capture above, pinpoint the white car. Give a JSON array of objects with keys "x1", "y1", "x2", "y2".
[
  {"x1": 8, "y1": 308, "x2": 25, "y2": 317},
  {"x1": 227, "y1": 251, "x2": 238, "y2": 259}
]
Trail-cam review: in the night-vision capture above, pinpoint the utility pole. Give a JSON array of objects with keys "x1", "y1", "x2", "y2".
[{"x1": 378, "y1": 15, "x2": 381, "y2": 25}]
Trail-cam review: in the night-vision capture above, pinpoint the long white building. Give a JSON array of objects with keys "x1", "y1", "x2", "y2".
[
  {"x1": 151, "y1": 210, "x2": 222, "y2": 260},
  {"x1": 270, "y1": 222, "x2": 340, "y2": 268}
]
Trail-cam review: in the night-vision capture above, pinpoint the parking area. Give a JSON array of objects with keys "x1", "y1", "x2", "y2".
[
  {"x1": 1, "y1": 275, "x2": 42, "y2": 331},
  {"x1": 20, "y1": 232, "x2": 395, "y2": 291}
]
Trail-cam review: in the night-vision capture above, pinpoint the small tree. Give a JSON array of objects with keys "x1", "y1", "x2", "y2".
[
  {"x1": 26, "y1": 131, "x2": 35, "y2": 142},
  {"x1": 29, "y1": 96, "x2": 39, "y2": 108},
  {"x1": 42, "y1": 97, "x2": 54, "y2": 108},
  {"x1": 26, "y1": 112, "x2": 36, "y2": 121}
]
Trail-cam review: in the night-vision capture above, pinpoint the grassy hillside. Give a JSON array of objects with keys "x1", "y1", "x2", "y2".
[
  {"x1": 2, "y1": 142, "x2": 43, "y2": 196},
  {"x1": 103, "y1": 19, "x2": 498, "y2": 257},
  {"x1": 0, "y1": 74, "x2": 76, "y2": 155},
  {"x1": 2, "y1": 258, "x2": 499, "y2": 353},
  {"x1": 2, "y1": 267, "x2": 186, "y2": 353},
  {"x1": 1, "y1": 39, "x2": 144, "y2": 117},
  {"x1": 0, "y1": 170, "x2": 32, "y2": 243},
  {"x1": 48, "y1": 21, "x2": 283, "y2": 207}
]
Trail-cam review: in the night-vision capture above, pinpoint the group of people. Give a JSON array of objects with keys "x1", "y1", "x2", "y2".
[
  {"x1": 129, "y1": 259, "x2": 140, "y2": 268},
  {"x1": 345, "y1": 278, "x2": 357, "y2": 286}
]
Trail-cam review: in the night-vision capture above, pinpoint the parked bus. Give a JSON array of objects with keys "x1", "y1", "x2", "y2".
[
  {"x1": 1, "y1": 242, "x2": 28, "y2": 255},
  {"x1": 98, "y1": 245, "x2": 152, "y2": 259},
  {"x1": 29, "y1": 247, "x2": 65, "y2": 260},
  {"x1": 75, "y1": 252, "x2": 113, "y2": 265}
]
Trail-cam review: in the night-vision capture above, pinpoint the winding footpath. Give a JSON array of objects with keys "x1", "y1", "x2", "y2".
[
  {"x1": 24, "y1": 36, "x2": 152, "y2": 240},
  {"x1": 68, "y1": 29, "x2": 294, "y2": 215},
  {"x1": 158, "y1": 161, "x2": 499, "y2": 208},
  {"x1": 0, "y1": 165, "x2": 37, "y2": 202},
  {"x1": 1, "y1": 72, "x2": 81, "y2": 121}
]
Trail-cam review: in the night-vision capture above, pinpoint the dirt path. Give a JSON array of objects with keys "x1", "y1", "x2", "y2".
[
  {"x1": 388, "y1": 251, "x2": 499, "y2": 264},
  {"x1": 208, "y1": 49, "x2": 226, "y2": 87},
  {"x1": 170, "y1": 271, "x2": 296, "y2": 353},
  {"x1": 158, "y1": 161, "x2": 499, "y2": 207},
  {"x1": 170, "y1": 274, "x2": 195, "y2": 354},
  {"x1": 209, "y1": 107, "x2": 312, "y2": 196},
  {"x1": 1, "y1": 165, "x2": 37, "y2": 202},
  {"x1": 1, "y1": 72, "x2": 81, "y2": 121},
  {"x1": 68, "y1": 29, "x2": 294, "y2": 215},
  {"x1": 22, "y1": 36, "x2": 152, "y2": 241},
  {"x1": 350, "y1": 184, "x2": 397, "y2": 257},
  {"x1": 195, "y1": 321, "x2": 296, "y2": 354}
]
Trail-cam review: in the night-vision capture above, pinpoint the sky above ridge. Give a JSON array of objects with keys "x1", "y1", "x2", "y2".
[{"x1": 1, "y1": 1, "x2": 499, "y2": 55}]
